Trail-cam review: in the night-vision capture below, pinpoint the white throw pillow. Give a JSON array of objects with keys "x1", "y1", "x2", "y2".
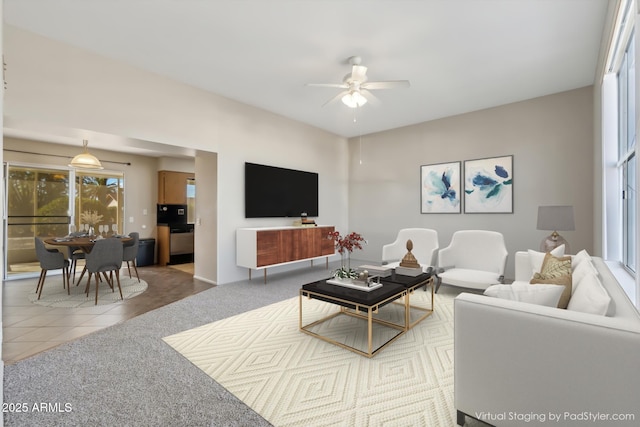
[
  {"x1": 566, "y1": 273, "x2": 611, "y2": 316},
  {"x1": 528, "y1": 245, "x2": 565, "y2": 277},
  {"x1": 484, "y1": 283, "x2": 564, "y2": 307},
  {"x1": 571, "y1": 259, "x2": 599, "y2": 295},
  {"x1": 572, "y1": 249, "x2": 591, "y2": 271}
]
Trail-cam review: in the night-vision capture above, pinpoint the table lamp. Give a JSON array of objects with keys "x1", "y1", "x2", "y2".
[{"x1": 537, "y1": 205, "x2": 575, "y2": 253}]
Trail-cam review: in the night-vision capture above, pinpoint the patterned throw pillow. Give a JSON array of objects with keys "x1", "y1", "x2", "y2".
[{"x1": 530, "y1": 252, "x2": 572, "y2": 308}]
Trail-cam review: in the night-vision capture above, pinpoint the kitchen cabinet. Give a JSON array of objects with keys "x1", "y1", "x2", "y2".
[
  {"x1": 237, "y1": 226, "x2": 335, "y2": 283},
  {"x1": 157, "y1": 225, "x2": 170, "y2": 266},
  {"x1": 158, "y1": 170, "x2": 193, "y2": 204}
]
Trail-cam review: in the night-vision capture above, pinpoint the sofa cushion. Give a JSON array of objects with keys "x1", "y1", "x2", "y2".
[
  {"x1": 529, "y1": 253, "x2": 572, "y2": 308},
  {"x1": 566, "y1": 272, "x2": 611, "y2": 316},
  {"x1": 484, "y1": 283, "x2": 564, "y2": 307},
  {"x1": 571, "y1": 259, "x2": 599, "y2": 294},
  {"x1": 438, "y1": 268, "x2": 501, "y2": 289},
  {"x1": 527, "y1": 244, "x2": 565, "y2": 278},
  {"x1": 572, "y1": 249, "x2": 592, "y2": 271}
]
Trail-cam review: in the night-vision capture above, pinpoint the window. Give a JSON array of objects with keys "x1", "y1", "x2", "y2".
[
  {"x1": 187, "y1": 178, "x2": 196, "y2": 224},
  {"x1": 618, "y1": 32, "x2": 636, "y2": 273},
  {"x1": 74, "y1": 171, "x2": 125, "y2": 235}
]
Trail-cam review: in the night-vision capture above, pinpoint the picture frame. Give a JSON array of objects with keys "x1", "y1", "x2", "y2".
[
  {"x1": 420, "y1": 161, "x2": 461, "y2": 213},
  {"x1": 464, "y1": 155, "x2": 513, "y2": 213}
]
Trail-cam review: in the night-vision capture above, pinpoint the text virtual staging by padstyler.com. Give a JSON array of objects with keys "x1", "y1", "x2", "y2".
[{"x1": 474, "y1": 411, "x2": 636, "y2": 424}]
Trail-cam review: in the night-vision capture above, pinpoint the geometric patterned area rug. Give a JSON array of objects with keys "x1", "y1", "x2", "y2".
[
  {"x1": 27, "y1": 275, "x2": 148, "y2": 308},
  {"x1": 163, "y1": 290, "x2": 456, "y2": 427}
]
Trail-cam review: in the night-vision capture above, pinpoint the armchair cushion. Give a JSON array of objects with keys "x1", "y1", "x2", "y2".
[{"x1": 438, "y1": 268, "x2": 501, "y2": 289}]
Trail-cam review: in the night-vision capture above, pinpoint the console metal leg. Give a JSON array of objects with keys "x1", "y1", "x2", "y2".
[{"x1": 457, "y1": 410, "x2": 466, "y2": 426}]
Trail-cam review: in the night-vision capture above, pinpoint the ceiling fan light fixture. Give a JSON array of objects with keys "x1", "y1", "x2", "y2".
[
  {"x1": 341, "y1": 90, "x2": 367, "y2": 108},
  {"x1": 69, "y1": 139, "x2": 104, "y2": 169}
]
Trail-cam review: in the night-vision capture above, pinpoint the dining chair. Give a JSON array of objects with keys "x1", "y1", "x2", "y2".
[
  {"x1": 67, "y1": 231, "x2": 87, "y2": 284},
  {"x1": 34, "y1": 237, "x2": 70, "y2": 300},
  {"x1": 122, "y1": 232, "x2": 140, "y2": 282},
  {"x1": 84, "y1": 238, "x2": 124, "y2": 305}
]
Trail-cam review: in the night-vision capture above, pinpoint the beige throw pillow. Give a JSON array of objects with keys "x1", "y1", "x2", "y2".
[{"x1": 530, "y1": 252, "x2": 572, "y2": 308}]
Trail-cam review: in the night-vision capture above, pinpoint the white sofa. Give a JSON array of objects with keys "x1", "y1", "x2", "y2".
[{"x1": 454, "y1": 251, "x2": 640, "y2": 426}]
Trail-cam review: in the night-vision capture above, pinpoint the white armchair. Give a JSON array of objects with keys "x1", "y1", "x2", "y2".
[
  {"x1": 382, "y1": 228, "x2": 439, "y2": 271},
  {"x1": 436, "y1": 230, "x2": 508, "y2": 293}
]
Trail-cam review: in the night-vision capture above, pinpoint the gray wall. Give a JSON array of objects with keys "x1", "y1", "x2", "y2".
[
  {"x1": 4, "y1": 25, "x2": 349, "y2": 285},
  {"x1": 3, "y1": 137, "x2": 164, "y2": 239},
  {"x1": 349, "y1": 87, "x2": 594, "y2": 280}
]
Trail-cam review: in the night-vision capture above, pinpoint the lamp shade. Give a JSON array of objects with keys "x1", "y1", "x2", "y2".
[
  {"x1": 536, "y1": 205, "x2": 575, "y2": 231},
  {"x1": 341, "y1": 90, "x2": 367, "y2": 108},
  {"x1": 69, "y1": 140, "x2": 103, "y2": 170}
]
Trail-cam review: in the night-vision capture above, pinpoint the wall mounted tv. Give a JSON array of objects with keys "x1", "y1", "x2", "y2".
[{"x1": 245, "y1": 162, "x2": 319, "y2": 218}]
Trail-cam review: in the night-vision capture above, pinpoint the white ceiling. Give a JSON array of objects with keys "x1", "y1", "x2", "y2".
[{"x1": 4, "y1": 0, "x2": 611, "y2": 140}]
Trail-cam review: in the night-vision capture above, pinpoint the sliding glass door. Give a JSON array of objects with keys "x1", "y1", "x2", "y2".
[
  {"x1": 4, "y1": 163, "x2": 125, "y2": 280},
  {"x1": 4, "y1": 164, "x2": 71, "y2": 279},
  {"x1": 74, "y1": 171, "x2": 124, "y2": 236}
]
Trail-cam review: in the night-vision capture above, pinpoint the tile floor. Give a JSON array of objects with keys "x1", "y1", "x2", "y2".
[{"x1": 2, "y1": 263, "x2": 212, "y2": 365}]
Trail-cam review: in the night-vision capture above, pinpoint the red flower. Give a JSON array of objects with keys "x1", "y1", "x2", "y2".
[{"x1": 328, "y1": 231, "x2": 366, "y2": 254}]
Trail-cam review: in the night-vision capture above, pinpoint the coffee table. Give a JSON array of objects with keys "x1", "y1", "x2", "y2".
[
  {"x1": 379, "y1": 271, "x2": 435, "y2": 329},
  {"x1": 299, "y1": 280, "x2": 407, "y2": 358}
]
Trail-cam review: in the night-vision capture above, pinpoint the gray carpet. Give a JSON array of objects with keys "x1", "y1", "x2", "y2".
[
  {"x1": 4, "y1": 264, "x2": 338, "y2": 427},
  {"x1": 4, "y1": 261, "x2": 482, "y2": 427}
]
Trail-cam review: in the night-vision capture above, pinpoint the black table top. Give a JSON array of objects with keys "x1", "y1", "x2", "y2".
[
  {"x1": 379, "y1": 271, "x2": 433, "y2": 287},
  {"x1": 301, "y1": 279, "x2": 406, "y2": 307}
]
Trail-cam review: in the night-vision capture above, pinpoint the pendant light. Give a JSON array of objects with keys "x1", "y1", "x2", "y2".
[{"x1": 69, "y1": 139, "x2": 103, "y2": 169}]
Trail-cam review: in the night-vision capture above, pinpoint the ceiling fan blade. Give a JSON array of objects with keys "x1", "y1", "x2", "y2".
[
  {"x1": 306, "y1": 83, "x2": 349, "y2": 89},
  {"x1": 322, "y1": 90, "x2": 349, "y2": 107},
  {"x1": 351, "y1": 65, "x2": 368, "y2": 82},
  {"x1": 361, "y1": 89, "x2": 381, "y2": 106},
  {"x1": 362, "y1": 80, "x2": 410, "y2": 90}
]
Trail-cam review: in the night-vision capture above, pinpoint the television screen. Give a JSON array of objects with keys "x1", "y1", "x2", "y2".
[{"x1": 245, "y1": 162, "x2": 319, "y2": 218}]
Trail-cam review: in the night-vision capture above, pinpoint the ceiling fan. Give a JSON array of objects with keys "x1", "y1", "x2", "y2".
[{"x1": 306, "y1": 56, "x2": 410, "y2": 108}]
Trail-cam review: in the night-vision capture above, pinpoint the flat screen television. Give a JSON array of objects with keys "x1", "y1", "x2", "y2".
[{"x1": 245, "y1": 162, "x2": 319, "y2": 218}]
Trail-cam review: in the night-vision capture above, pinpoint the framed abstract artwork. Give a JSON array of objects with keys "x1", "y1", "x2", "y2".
[
  {"x1": 464, "y1": 155, "x2": 513, "y2": 213},
  {"x1": 420, "y1": 161, "x2": 461, "y2": 213}
]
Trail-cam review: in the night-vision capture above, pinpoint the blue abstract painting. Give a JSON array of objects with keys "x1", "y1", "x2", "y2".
[
  {"x1": 464, "y1": 155, "x2": 513, "y2": 213},
  {"x1": 421, "y1": 161, "x2": 461, "y2": 213}
]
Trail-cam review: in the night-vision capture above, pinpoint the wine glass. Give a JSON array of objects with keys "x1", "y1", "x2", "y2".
[
  {"x1": 98, "y1": 225, "x2": 104, "y2": 237},
  {"x1": 112, "y1": 223, "x2": 118, "y2": 236}
]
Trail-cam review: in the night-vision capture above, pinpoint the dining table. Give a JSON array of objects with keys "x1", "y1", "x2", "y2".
[
  {"x1": 44, "y1": 235, "x2": 132, "y2": 254},
  {"x1": 44, "y1": 235, "x2": 134, "y2": 286}
]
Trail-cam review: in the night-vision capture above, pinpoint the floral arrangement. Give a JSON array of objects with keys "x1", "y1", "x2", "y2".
[
  {"x1": 80, "y1": 210, "x2": 103, "y2": 226},
  {"x1": 328, "y1": 230, "x2": 367, "y2": 279}
]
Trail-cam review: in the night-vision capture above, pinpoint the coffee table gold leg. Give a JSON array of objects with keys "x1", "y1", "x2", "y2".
[
  {"x1": 368, "y1": 309, "x2": 373, "y2": 356},
  {"x1": 405, "y1": 291, "x2": 410, "y2": 331},
  {"x1": 299, "y1": 292, "x2": 302, "y2": 329}
]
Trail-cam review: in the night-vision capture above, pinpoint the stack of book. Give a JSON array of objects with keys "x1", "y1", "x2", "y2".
[{"x1": 356, "y1": 265, "x2": 393, "y2": 278}]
